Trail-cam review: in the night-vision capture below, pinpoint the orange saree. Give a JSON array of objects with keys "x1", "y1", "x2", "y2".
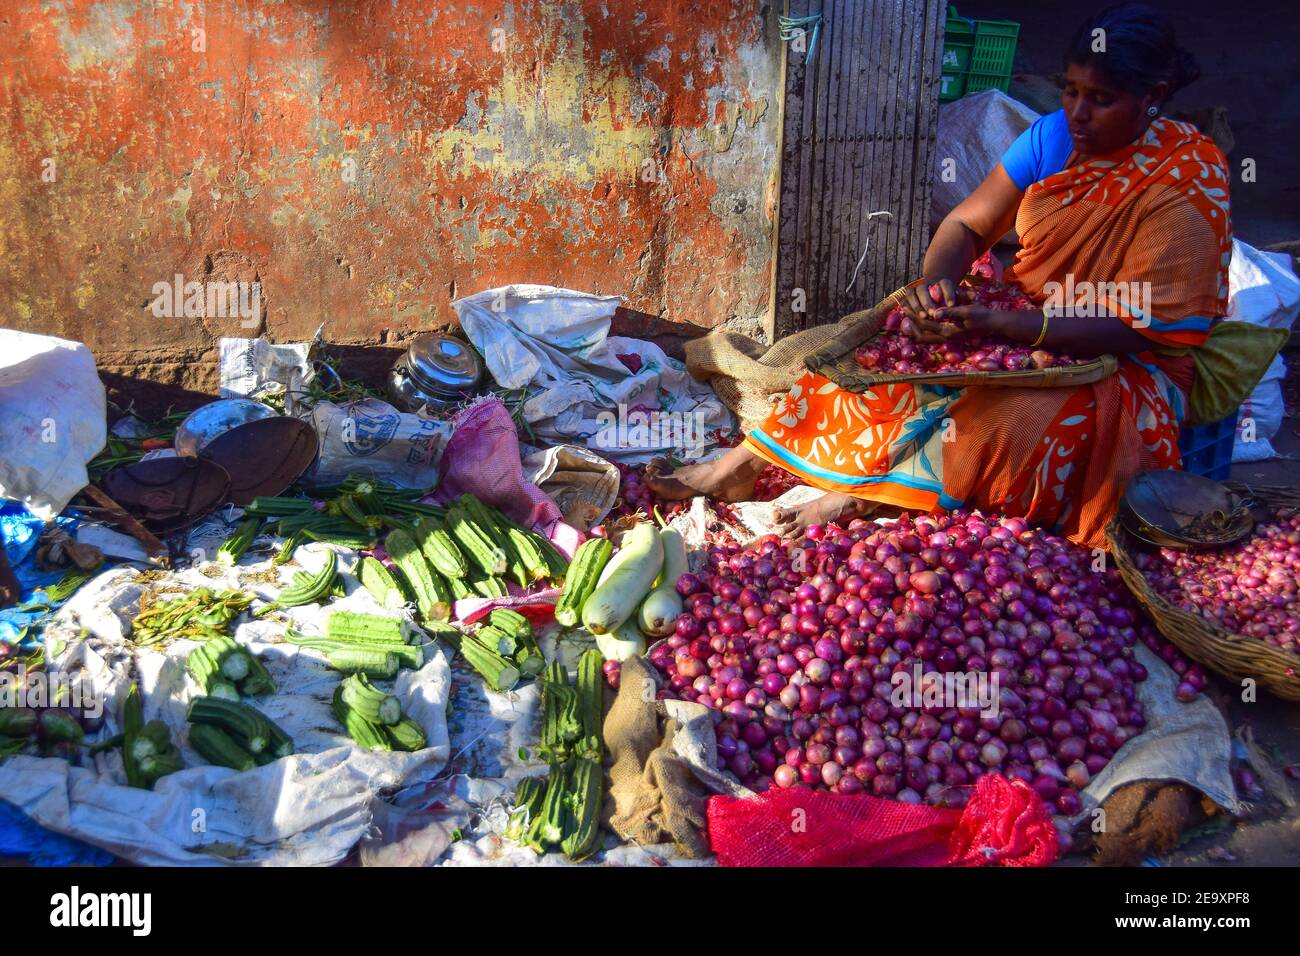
[{"x1": 744, "y1": 119, "x2": 1232, "y2": 548}]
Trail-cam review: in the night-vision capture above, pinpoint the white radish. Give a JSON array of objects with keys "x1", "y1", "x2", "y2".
[
  {"x1": 581, "y1": 522, "x2": 663, "y2": 634},
  {"x1": 637, "y1": 512, "x2": 686, "y2": 637},
  {"x1": 595, "y1": 616, "x2": 647, "y2": 662}
]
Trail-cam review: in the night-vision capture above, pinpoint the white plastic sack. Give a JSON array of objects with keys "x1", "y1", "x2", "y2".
[
  {"x1": 0, "y1": 550, "x2": 452, "y2": 865},
  {"x1": 454, "y1": 285, "x2": 733, "y2": 463},
  {"x1": 0, "y1": 330, "x2": 106, "y2": 520},
  {"x1": 1234, "y1": 354, "x2": 1286, "y2": 463},
  {"x1": 1225, "y1": 241, "x2": 1300, "y2": 330},
  {"x1": 1225, "y1": 241, "x2": 1300, "y2": 461},
  {"x1": 306, "y1": 397, "x2": 452, "y2": 489},
  {"x1": 932, "y1": 89, "x2": 1041, "y2": 239}
]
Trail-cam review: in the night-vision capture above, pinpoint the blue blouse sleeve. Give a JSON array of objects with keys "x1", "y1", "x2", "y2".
[{"x1": 999, "y1": 110, "x2": 1073, "y2": 190}]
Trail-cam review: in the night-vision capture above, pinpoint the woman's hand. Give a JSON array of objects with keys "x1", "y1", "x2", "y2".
[
  {"x1": 901, "y1": 288, "x2": 999, "y2": 342},
  {"x1": 930, "y1": 302, "x2": 1004, "y2": 336},
  {"x1": 899, "y1": 278, "x2": 960, "y2": 323}
]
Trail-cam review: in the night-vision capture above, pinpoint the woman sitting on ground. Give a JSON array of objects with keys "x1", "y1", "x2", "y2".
[{"x1": 647, "y1": 3, "x2": 1231, "y2": 550}]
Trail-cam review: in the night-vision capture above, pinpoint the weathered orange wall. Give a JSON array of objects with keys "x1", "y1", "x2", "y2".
[{"x1": 0, "y1": 0, "x2": 781, "y2": 394}]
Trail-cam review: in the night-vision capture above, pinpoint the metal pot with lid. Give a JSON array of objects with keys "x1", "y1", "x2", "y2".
[{"x1": 388, "y1": 334, "x2": 485, "y2": 413}]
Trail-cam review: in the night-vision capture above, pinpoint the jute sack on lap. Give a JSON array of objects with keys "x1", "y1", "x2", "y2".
[{"x1": 685, "y1": 299, "x2": 896, "y2": 432}]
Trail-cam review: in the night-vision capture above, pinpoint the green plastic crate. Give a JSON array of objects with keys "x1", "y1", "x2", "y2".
[
  {"x1": 938, "y1": 72, "x2": 967, "y2": 102},
  {"x1": 964, "y1": 70, "x2": 1013, "y2": 95},
  {"x1": 941, "y1": 8, "x2": 973, "y2": 73},
  {"x1": 941, "y1": 39, "x2": 972, "y2": 74},
  {"x1": 942, "y1": 6, "x2": 1019, "y2": 99},
  {"x1": 970, "y1": 18, "x2": 1019, "y2": 78}
]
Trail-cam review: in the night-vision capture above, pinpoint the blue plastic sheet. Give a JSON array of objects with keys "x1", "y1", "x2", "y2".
[
  {"x1": 0, "y1": 500, "x2": 91, "y2": 647},
  {"x1": 0, "y1": 801, "x2": 113, "y2": 866},
  {"x1": 0, "y1": 501, "x2": 116, "y2": 864},
  {"x1": 2, "y1": 500, "x2": 47, "y2": 577}
]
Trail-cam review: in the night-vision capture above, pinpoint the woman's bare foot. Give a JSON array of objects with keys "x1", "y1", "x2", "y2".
[
  {"x1": 643, "y1": 445, "x2": 766, "y2": 502},
  {"x1": 773, "y1": 492, "x2": 875, "y2": 539}
]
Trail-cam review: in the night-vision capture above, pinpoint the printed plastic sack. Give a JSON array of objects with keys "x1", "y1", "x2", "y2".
[
  {"x1": 1234, "y1": 354, "x2": 1286, "y2": 462},
  {"x1": 454, "y1": 285, "x2": 732, "y2": 462},
  {"x1": 932, "y1": 90, "x2": 1040, "y2": 241},
  {"x1": 218, "y1": 331, "x2": 318, "y2": 412},
  {"x1": 454, "y1": 285, "x2": 625, "y2": 391},
  {"x1": 306, "y1": 397, "x2": 451, "y2": 489},
  {"x1": 0, "y1": 331, "x2": 106, "y2": 520},
  {"x1": 521, "y1": 444, "x2": 620, "y2": 531}
]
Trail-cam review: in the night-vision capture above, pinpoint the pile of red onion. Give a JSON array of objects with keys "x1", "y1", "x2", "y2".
[
  {"x1": 855, "y1": 329, "x2": 1075, "y2": 375},
  {"x1": 854, "y1": 281, "x2": 1078, "y2": 375},
  {"x1": 603, "y1": 466, "x2": 689, "y2": 526},
  {"x1": 1134, "y1": 509, "x2": 1300, "y2": 654},
  {"x1": 752, "y1": 465, "x2": 806, "y2": 502},
  {"x1": 649, "y1": 510, "x2": 1198, "y2": 815}
]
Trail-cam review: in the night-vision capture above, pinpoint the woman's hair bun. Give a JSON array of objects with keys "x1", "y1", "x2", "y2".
[
  {"x1": 1065, "y1": 3, "x2": 1201, "y2": 102},
  {"x1": 1171, "y1": 47, "x2": 1201, "y2": 92}
]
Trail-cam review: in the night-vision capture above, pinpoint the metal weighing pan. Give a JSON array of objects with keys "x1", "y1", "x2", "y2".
[
  {"x1": 200, "y1": 416, "x2": 320, "y2": 506},
  {"x1": 101, "y1": 456, "x2": 233, "y2": 534},
  {"x1": 1119, "y1": 470, "x2": 1254, "y2": 551},
  {"x1": 174, "y1": 399, "x2": 277, "y2": 458}
]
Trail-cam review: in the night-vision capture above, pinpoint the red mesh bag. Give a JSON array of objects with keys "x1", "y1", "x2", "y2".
[
  {"x1": 945, "y1": 775, "x2": 1060, "y2": 867},
  {"x1": 707, "y1": 775, "x2": 1059, "y2": 867}
]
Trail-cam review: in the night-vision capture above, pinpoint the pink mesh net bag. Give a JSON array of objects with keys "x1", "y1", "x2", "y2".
[{"x1": 706, "y1": 774, "x2": 1059, "y2": 867}]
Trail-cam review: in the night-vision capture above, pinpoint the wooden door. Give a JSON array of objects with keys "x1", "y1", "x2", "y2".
[{"x1": 772, "y1": 0, "x2": 946, "y2": 338}]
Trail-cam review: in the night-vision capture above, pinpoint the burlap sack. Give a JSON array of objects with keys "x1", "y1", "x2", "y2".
[
  {"x1": 683, "y1": 320, "x2": 852, "y2": 432},
  {"x1": 603, "y1": 657, "x2": 711, "y2": 858},
  {"x1": 685, "y1": 296, "x2": 901, "y2": 431}
]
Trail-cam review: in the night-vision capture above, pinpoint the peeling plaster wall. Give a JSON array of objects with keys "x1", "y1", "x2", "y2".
[{"x1": 0, "y1": 0, "x2": 783, "y2": 396}]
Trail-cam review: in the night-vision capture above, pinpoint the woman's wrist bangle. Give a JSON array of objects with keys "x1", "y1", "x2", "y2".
[{"x1": 1031, "y1": 312, "x2": 1050, "y2": 348}]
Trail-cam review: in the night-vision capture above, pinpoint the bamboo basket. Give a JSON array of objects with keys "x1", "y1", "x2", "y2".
[
  {"x1": 804, "y1": 287, "x2": 1118, "y2": 392},
  {"x1": 1106, "y1": 482, "x2": 1300, "y2": 701}
]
